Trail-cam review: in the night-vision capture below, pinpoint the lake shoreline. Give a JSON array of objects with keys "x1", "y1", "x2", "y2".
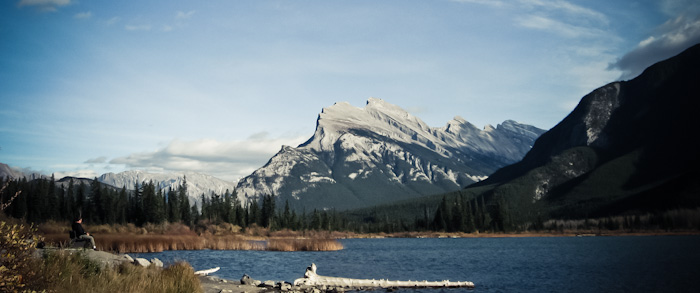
[{"x1": 338, "y1": 230, "x2": 700, "y2": 239}]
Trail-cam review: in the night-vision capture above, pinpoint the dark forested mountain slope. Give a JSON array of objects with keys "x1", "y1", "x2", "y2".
[{"x1": 467, "y1": 43, "x2": 700, "y2": 221}]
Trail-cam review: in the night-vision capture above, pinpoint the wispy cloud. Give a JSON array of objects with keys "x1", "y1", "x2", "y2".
[
  {"x1": 109, "y1": 134, "x2": 308, "y2": 181},
  {"x1": 609, "y1": 14, "x2": 700, "y2": 80},
  {"x1": 515, "y1": 14, "x2": 609, "y2": 39},
  {"x1": 74, "y1": 11, "x2": 91, "y2": 19},
  {"x1": 453, "y1": 0, "x2": 610, "y2": 35},
  {"x1": 84, "y1": 156, "x2": 107, "y2": 164},
  {"x1": 517, "y1": 0, "x2": 608, "y2": 25},
  {"x1": 125, "y1": 24, "x2": 152, "y2": 31},
  {"x1": 450, "y1": 0, "x2": 505, "y2": 7},
  {"x1": 106, "y1": 16, "x2": 121, "y2": 26},
  {"x1": 176, "y1": 10, "x2": 196, "y2": 19},
  {"x1": 17, "y1": 0, "x2": 70, "y2": 12}
]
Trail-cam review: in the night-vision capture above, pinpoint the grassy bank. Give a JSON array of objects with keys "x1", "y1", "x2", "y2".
[
  {"x1": 36, "y1": 250, "x2": 202, "y2": 293},
  {"x1": 1, "y1": 217, "x2": 201, "y2": 292}
]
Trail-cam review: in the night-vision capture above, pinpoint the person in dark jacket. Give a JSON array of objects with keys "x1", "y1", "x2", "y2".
[{"x1": 72, "y1": 216, "x2": 96, "y2": 250}]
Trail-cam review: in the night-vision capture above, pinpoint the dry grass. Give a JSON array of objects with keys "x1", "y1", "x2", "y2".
[
  {"x1": 205, "y1": 235, "x2": 265, "y2": 250},
  {"x1": 267, "y1": 238, "x2": 344, "y2": 251},
  {"x1": 33, "y1": 250, "x2": 202, "y2": 293},
  {"x1": 40, "y1": 223, "x2": 345, "y2": 253}
]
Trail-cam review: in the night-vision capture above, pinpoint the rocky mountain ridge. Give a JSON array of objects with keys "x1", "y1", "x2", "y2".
[{"x1": 236, "y1": 98, "x2": 545, "y2": 210}]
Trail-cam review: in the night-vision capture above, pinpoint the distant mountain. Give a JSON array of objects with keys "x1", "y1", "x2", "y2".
[
  {"x1": 467, "y1": 43, "x2": 700, "y2": 221},
  {"x1": 0, "y1": 162, "x2": 45, "y2": 180},
  {"x1": 237, "y1": 98, "x2": 545, "y2": 210},
  {"x1": 98, "y1": 170, "x2": 237, "y2": 206},
  {"x1": 0, "y1": 162, "x2": 236, "y2": 207}
]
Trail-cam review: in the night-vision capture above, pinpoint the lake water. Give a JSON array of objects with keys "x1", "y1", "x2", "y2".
[{"x1": 134, "y1": 235, "x2": 700, "y2": 292}]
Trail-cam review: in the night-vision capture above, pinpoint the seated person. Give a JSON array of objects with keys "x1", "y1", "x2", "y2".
[{"x1": 72, "y1": 216, "x2": 96, "y2": 250}]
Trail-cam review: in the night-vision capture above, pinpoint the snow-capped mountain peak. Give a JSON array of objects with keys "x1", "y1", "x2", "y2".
[{"x1": 237, "y1": 98, "x2": 545, "y2": 210}]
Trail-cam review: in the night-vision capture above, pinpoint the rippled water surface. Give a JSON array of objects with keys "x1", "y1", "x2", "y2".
[{"x1": 135, "y1": 235, "x2": 700, "y2": 292}]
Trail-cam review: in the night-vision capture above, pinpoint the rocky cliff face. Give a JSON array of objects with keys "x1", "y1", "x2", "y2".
[{"x1": 237, "y1": 98, "x2": 544, "y2": 210}]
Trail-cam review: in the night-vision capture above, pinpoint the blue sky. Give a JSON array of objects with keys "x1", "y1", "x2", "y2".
[{"x1": 1, "y1": 0, "x2": 699, "y2": 182}]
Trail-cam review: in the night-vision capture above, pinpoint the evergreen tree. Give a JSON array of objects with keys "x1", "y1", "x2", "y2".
[
  {"x1": 57, "y1": 187, "x2": 67, "y2": 221},
  {"x1": 155, "y1": 187, "x2": 166, "y2": 223},
  {"x1": 27, "y1": 178, "x2": 44, "y2": 223},
  {"x1": 76, "y1": 181, "x2": 87, "y2": 217},
  {"x1": 200, "y1": 193, "x2": 209, "y2": 221},
  {"x1": 15, "y1": 178, "x2": 28, "y2": 220},
  {"x1": 282, "y1": 200, "x2": 291, "y2": 229},
  {"x1": 190, "y1": 202, "x2": 199, "y2": 224},
  {"x1": 167, "y1": 187, "x2": 180, "y2": 223},
  {"x1": 234, "y1": 196, "x2": 245, "y2": 227},
  {"x1": 248, "y1": 198, "x2": 260, "y2": 226},
  {"x1": 310, "y1": 209, "x2": 321, "y2": 230},
  {"x1": 433, "y1": 196, "x2": 449, "y2": 231},
  {"x1": 223, "y1": 189, "x2": 236, "y2": 224},
  {"x1": 89, "y1": 177, "x2": 104, "y2": 223},
  {"x1": 46, "y1": 174, "x2": 58, "y2": 220},
  {"x1": 261, "y1": 194, "x2": 275, "y2": 228},
  {"x1": 130, "y1": 182, "x2": 144, "y2": 226},
  {"x1": 117, "y1": 186, "x2": 128, "y2": 224},
  {"x1": 65, "y1": 179, "x2": 75, "y2": 220},
  {"x1": 451, "y1": 197, "x2": 465, "y2": 232},
  {"x1": 178, "y1": 177, "x2": 192, "y2": 226}
]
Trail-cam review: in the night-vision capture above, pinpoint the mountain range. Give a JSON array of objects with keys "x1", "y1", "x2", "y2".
[
  {"x1": 2, "y1": 100, "x2": 543, "y2": 211},
  {"x1": 97, "y1": 170, "x2": 238, "y2": 206},
  {"x1": 236, "y1": 98, "x2": 544, "y2": 210}
]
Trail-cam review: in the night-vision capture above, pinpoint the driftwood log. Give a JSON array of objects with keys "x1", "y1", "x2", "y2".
[
  {"x1": 293, "y1": 263, "x2": 474, "y2": 289},
  {"x1": 194, "y1": 267, "x2": 220, "y2": 276}
]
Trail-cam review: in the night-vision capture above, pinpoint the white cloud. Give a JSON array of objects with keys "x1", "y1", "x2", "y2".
[
  {"x1": 53, "y1": 169, "x2": 98, "y2": 179},
  {"x1": 74, "y1": 11, "x2": 91, "y2": 19},
  {"x1": 609, "y1": 14, "x2": 700, "y2": 80},
  {"x1": 17, "y1": 0, "x2": 70, "y2": 12},
  {"x1": 109, "y1": 134, "x2": 308, "y2": 181}
]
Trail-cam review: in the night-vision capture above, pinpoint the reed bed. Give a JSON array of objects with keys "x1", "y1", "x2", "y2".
[
  {"x1": 205, "y1": 236, "x2": 265, "y2": 250},
  {"x1": 43, "y1": 232, "x2": 342, "y2": 252},
  {"x1": 99, "y1": 234, "x2": 206, "y2": 253},
  {"x1": 40, "y1": 222, "x2": 345, "y2": 252},
  {"x1": 267, "y1": 238, "x2": 344, "y2": 251}
]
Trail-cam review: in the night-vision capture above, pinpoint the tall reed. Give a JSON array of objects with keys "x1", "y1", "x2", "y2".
[{"x1": 267, "y1": 238, "x2": 344, "y2": 251}]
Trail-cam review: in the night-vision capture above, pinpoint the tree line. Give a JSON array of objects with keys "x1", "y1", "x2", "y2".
[
  {"x1": 3, "y1": 175, "x2": 696, "y2": 234},
  {"x1": 0, "y1": 176, "x2": 350, "y2": 231}
]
